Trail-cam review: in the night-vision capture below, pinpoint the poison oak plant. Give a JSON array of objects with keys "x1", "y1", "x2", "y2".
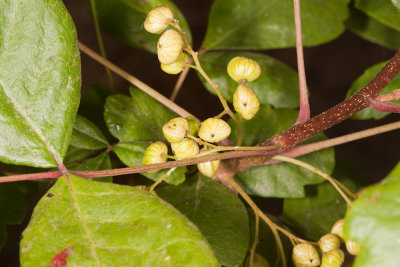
[{"x1": 0, "y1": 0, "x2": 400, "y2": 266}]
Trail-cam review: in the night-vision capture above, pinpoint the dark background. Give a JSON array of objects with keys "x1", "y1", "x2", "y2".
[{"x1": 1, "y1": 0, "x2": 399, "y2": 265}]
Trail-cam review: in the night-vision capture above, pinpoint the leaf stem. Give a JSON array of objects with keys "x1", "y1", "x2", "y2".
[
  {"x1": 249, "y1": 213, "x2": 260, "y2": 267},
  {"x1": 78, "y1": 42, "x2": 193, "y2": 118},
  {"x1": 272, "y1": 155, "x2": 354, "y2": 206},
  {"x1": 148, "y1": 168, "x2": 176, "y2": 192},
  {"x1": 293, "y1": 0, "x2": 310, "y2": 124},
  {"x1": 89, "y1": 0, "x2": 115, "y2": 91}
]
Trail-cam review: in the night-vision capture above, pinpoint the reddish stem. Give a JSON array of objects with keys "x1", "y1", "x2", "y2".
[{"x1": 0, "y1": 171, "x2": 61, "y2": 183}]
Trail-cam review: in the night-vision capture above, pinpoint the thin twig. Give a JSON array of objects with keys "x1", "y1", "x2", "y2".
[
  {"x1": 78, "y1": 42, "x2": 193, "y2": 118},
  {"x1": 0, "y1": 171, "x2": 61, "y2": 182},
  {"x1": 273, "y1": 155, "x2": 353, "y2": 206},
  {"x1": 170, "y1": 59, "x2": 193, "y2": 101},
  {"x1": 294, "y1": 0, "x2": 310, "y2": 123},
  {"x1": 89, "y1": 0, "x2": 115, "y2": 91}
]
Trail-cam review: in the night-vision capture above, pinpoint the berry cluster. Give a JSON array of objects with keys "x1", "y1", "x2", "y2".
[
  {"x1": 144, "y1": 5, "x2": 189, "y2": 74},
  {"x1": 142, "y1": 116, "x2": 230, "y2": 178},
  {"x1": 292, "y1": 219, "x2": 360, "y2": 267}
]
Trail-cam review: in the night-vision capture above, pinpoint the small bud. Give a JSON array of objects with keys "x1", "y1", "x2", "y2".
[
  {"x1": 227, "y1": 56, "x2": 261, "y2": 82},
  {"x1": 233, "y1": 84, "x2": 260, "y2": 120},
  {"x1": 185, "y1": 116, "x2": 200, "y2": 136},
  {"x1": 144, "y1": 6, "x2": 174, "y2": 34},
  {"x1": 198, "y1": 118, "x2": 231, "y2": 143},
  {"x1": 244, "y1": 253, "x2": 270, "y2": 267},
  {"x1": 345, "y1": 240, "x2": 360, "y2": 255},
  {"x1": 320, "y1": 249, "x2": 344, "y2": 267},
  {"x1": 318, "y1": 234, "x2": 341, "y2": 253},
  {"x1": 197, "y1": 148, "x2": 220, "y2": 177},
  {"x1": 171, "y1": 139, "x2": 199, "y2": 159},
  {"x1": 161, "y1": 52, "x2": 189, "y2": 74},
  {"x1": 162, "y1": 117, "x2": 189, "y2": 143},
  {"x1": 292, "y1": 243, "x2": 320, "y2": 266},
  {"x1": 330, "y1": 219, "x2": 344, "y2": 240},
  {"x1": 157, "y1": 29, "x2": 184, "y2": 64},
  {"x1": 142, "y1": 141, "x2": 168, "y2": 173}
]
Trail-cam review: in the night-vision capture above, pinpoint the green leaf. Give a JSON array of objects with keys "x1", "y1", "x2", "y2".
[
  {"x1": 92, "y1": 0, "x2": 191, "y2": 54},
  {"x1": 70, "y1": 115, "x2": 109, "y2": 150},
  {"x1": 355, "y1": 0, "x2": 400, "y2": 32},
  {"x1": 113, "y1": 143, "x2": 186, "y2": 185},
  {"x1": 63, "y1": 146, "x2": 100, "y2": 166},
  {"x1": 20, "y1": 175, "x2": 218, "y2": 266},
  {"x1": 157, "y1": 174, "x2": 250, "y2": 267},
  {"x1": 0, "y1": 181, "x2": 37, "y2": 249},
  {"x1": 105, "y1": 87, "x2": 187, "y2": 185},
  {"x1": 344, "y1": 162, "x2": 400, "y2": 267},
  {"x1": 71, "y1": 151, "x2": 113, "y2": 182},
  {"x1": 0, "y1": 0, "x2": 81, "y2": 167},
  {"x1": 346, "y1": 61, "x2": 400, "y2": 120},
  {"x1": 346, "y1": 7, "x2": 400, "y2": 50},
  {"x1": 105, "y1": 87, "x2": 176, "y2": 142},
  {"x1": 199, "y1": 52, "x2": 299, "y2": 109},
  {"x1": 79, "y1": 84, "x2": 113, "y2": 141},
  {"x1": 230, "y1": 105, "x2": 335, "y2": 198},
  {"x1": 393, "y1": 0, "x2": 400, "y2": 11},
  {"x1": 202, "y1": 0, "x2": 350, "y2": 50},
  {"x1": 283, "y1": 177, "x2": 355, "y2": 240}
]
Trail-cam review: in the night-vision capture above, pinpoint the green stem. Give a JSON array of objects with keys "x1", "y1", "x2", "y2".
[{"x1": 148, "y1": 168, "x2": 176, "y2": 192}]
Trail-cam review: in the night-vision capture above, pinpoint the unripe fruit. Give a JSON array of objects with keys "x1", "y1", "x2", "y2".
[
  {"x1": 157, "y1": 29, "x2": 184, "y2": 64},
  {"x1": 162, "y1": 117, "x2": 189, "y2": 143},
  {"x1": 185, "y1": 116, "x2": 200, "y2": 136},
  {"x1": 330, "y1": 219, "x2": 344, "y2": 240},
  {"x1": 171, "y1": 139, "x2": 199, "y2": 159},
  {"x1": 142, "y1": 141, "x2": 168, "y2": 173},
  {"x1": 227, "y1": 56, "x2": 261, "y2": 82},
  {"x1": 292, "y1": 243, "x2": 320, "y2": 266},
  {"x1": 161, "y1": 52, "x2": 189, "y2": 74},
  {"x1": 345, "y1": 240, "x2": 360, "y2": 255},
  {"x1": 144, "y1": 5, "x2": 174, "y2": 34},
  {"x1": 321, "y1": 249, "x2": 344, "y2": 267},
  {"x1": 233, "y1": 84, "x2": 260, "y2": 120},
  {"x1": 198, "y1": 118, "x2": 231, "y2": 143},
  {"x1": 197, "y1": 148, "x2": 220, "y2": 177},
  {"x1": 244, "y1": 253, "x2": 270, "y2": 267},
  {"x1": 318, "y1": 234, "x2": 341, "y2": 253}
]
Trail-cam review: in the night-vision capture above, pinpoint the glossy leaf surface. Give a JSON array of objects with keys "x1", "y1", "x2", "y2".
[
  {"x1": 0, "y1": 0, "x2": 81, "y2": 167},
  {"x1": 70, "y1": 115, "x2": 109, "y2": 150},
  {"x1": 158, "y1": 174, "x2": 249, "y2": 267},
  {"x1": 346, "y1": 7, "x2": 400, "y2": 50},
  {"x1": 202, "y1": 0, "x2": 350, "y2": 50},
  {"x1": 344, "y1": 162, "x2": 400, "y2": 267},
  {"x1": 355, "y1": 0, "x2": 400, "y2": 31},
  {"x1": 20, "y1": 175, "x2": 218, "y2": 266},
  {"x1": 199, "y1": 52, "x2": 299, "y2": 109},
  {"x1": 93, "y1": 0, "x2": 191, "y2": 53}
]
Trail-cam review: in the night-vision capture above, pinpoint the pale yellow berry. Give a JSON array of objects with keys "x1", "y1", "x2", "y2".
[
  {"x1": 318, "y1": 234, "x2": 341, "y2": 253},
  {"x1": 244, "y1": 253, "x2": 270, "y2": 267},
  {"x1": 320, "y1": 249, "x2": 344, "y2": 267},
  {"x1": 330, "y1": 219, "x2": 344, "y2": 240},
  {"x1": 144, "y1": 5, "x2": 174, "y2": 34},
  {"x1": 292, "y1": 243, "x2": 320, "y2": 266},
  {"x1": 198, "y1": 118, "x2": 231, "y2": 143},
  {"x1": 227, "y1": 56, "x2": 261, "y2": 82},
  {"x1": 142, "y1": 141, "x2": 168, "y2": 173},
  {"x1": 233, "y1": 84, "x2": 260, "y2": 120},
  {"x1": 345, "y1": 240, "x2": 360, "y2": 255},
  {"x1": 171, "y1": 139, "x2": 199, "y2": 159},
  {"x1": 197, "y1": 148, "x2": 220, "y2": 177},
  {"x1": 185, "y1": 116, "x2": 200, "y2": 136},
  {"x1": 162, "y1": 117, "x2": 189, "y2": 143},
  {"x1": 161, "y1": 52, "x2": 189, "y2": 74},
  {"x1": 157, "y1": 29, "x2": 184, "y2": 64}
]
